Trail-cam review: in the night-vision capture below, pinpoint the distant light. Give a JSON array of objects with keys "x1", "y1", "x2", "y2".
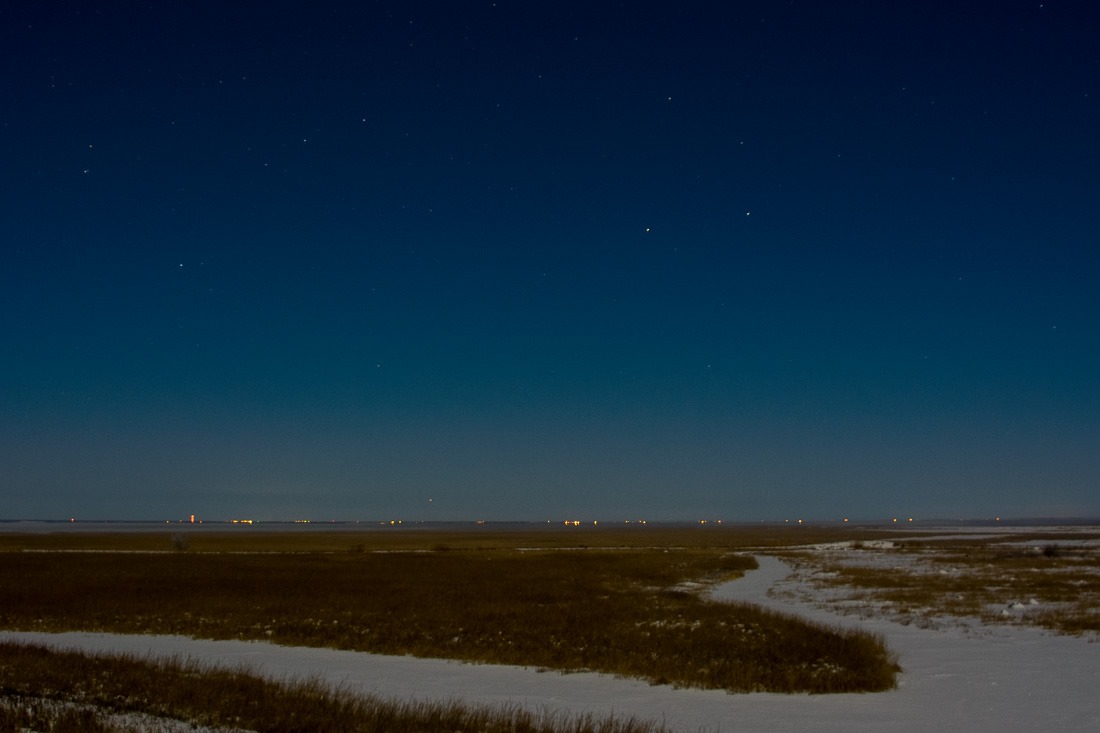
[{"x1": 843, "y1": 518, "x2": 849, "y2": 523}]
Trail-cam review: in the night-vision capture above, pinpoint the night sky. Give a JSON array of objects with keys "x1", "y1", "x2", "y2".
[{"x1": 3, "y1": 1, "x2": 1098, "y2": 522}]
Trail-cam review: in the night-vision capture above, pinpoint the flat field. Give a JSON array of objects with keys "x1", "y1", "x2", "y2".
[
  {"x1": 0, "y1": 525, "x2": 898, "y2": 695},
  {"x1": 4, "y1": 523, "x2": 1098, "y2": 732}
]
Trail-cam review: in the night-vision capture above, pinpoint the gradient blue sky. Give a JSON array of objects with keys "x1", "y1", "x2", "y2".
[{"x1": 2, "y1": 1, "x2": 1098, "y2": 521}]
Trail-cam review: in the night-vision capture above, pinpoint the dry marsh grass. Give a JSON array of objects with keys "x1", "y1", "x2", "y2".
[
  {"x1": 0, "y1": 524, "x2": 899, "y2": 554},
  {"x1": 779, "y1": 532, "x2": 1100, "y2": 634},
  {"x1": 0, "y1": 528, "x2": 899, "y2": 694},
  {"x1": 0, "y1": 641, "x2": 665, "y2": 733}
]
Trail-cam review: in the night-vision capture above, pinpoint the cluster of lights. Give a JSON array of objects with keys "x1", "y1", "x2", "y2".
[
  {"x1": 771, "y1": 517, "x2": 921, "y2": 525},
  {"x1": 557, "y1": 518, "x2": 730, "y2": 526},
  {"x1": 560, "y1": 519, "x2": 657, "y2": 526}
]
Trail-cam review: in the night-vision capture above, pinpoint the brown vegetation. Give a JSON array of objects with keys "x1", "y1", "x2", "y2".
[
  {"x1": 0, "y1": 641, "x2": 665, "y2": 733},
  {"x1": 0, "y1": 527, "x2": 899, "y2": 694},
  {"x1": 780, "y1": 533, "x2": 1100, "y2": 633}
]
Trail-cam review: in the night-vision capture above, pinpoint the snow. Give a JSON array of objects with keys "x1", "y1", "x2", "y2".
[
  {"x1": 0, "y1": 696, "x2": 246, "y2": 733},
  {"x1": 4, "y1": 554, "x2": 1099, "y2": 732}
]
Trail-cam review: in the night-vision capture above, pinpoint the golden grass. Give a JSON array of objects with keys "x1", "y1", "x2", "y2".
[
  {"x1": 0, "y1": 641, "x2": 667, "y2": 733},
  {"x1": 0, "y1": 524, "x2": 899, "y2": 554},
  {"x1": 0, "y1": 527, "x2": 899, "y2": 694},
  {"x1": 780, "y1": 533, "x2": 1100, "y2": 633}
]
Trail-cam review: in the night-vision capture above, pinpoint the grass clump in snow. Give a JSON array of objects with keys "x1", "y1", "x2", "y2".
[
  {"x1": 0, "y1": 641, "x2": 664, "y2": 733},
  {"x1": 784, "y1": 532, "x2": 1100, "y2": 634}
]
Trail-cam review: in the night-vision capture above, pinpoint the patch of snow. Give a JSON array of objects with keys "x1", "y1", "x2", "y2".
[
  {"x1": 0, "y1": 695, "x2": 250, "y2": 732},
  {"x1": 995, "y1": 538, "x2": 1100, "y2": 549}
]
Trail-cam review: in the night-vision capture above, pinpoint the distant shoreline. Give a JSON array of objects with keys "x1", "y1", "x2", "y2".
[{"x1": 2, "y1": 517, "x2": 1099, "y2": 534}]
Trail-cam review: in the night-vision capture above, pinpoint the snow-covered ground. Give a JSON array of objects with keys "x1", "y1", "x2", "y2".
[{"x1": 3, "y1": 554, "x2": 1098, "y2": 732}]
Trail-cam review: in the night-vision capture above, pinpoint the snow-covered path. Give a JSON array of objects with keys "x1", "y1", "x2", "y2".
[{"x1": 4, "y1": 556, "x2": 1098, "y2": 732}]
